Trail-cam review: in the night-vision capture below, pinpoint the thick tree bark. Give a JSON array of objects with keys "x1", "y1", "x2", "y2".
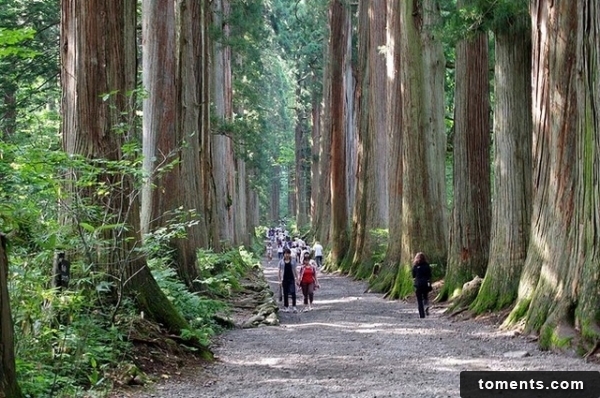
[
  {"x1": 471, "y1": 16, "x2": 532, "y2": 313},
  {"x1": 508, "y1": 0, "x2": 600, "y2": 351},
  {"x1": 372, "y1": 0, "x2": 403, "y2": 294},
  {"x1": 389, "y1": 0, "x2": 447, "y2": 298},
  {"x1": 141, "y1": 0, "x2": 179, "y2": 235},
  {"x1": 0, "y1": 235, "x2": 23, "y2": 398},
  {"x1": 211, "y1": 0, "x2": 235, "y2": 250},
  {"x1": 234, "y1": 157, "x2": 249, "y2": 246},
  {"x1": 572, "y1": 0, "x2": 600, "y2": 347},
  {"x1": 345, "y1": 14, "x2": 358, "y2": 220},
  {"x1": 175, "y1": 0, "x2": 209, "y2": 287},
  {"x1": 61, "y1": 0, "x2": 191, "y2": 335},
  {"x1": 329, "y1": 0, "x2": 350, "y2": 265},
  {"x1": 344, "y1": 0, "x2": 388, "y2": 278},
  {"x1": 199, "y1": 0, "x2": 215, "y2": 246},
  {"x1": 507, "y1": 0, "x2": 579, "y2": 331},
  {"x1": 312, "y1": 17, "x2": 334, "y2": 244},
  {"x1": 440, "y1": 25, "x2": 492, "y2": 302}
]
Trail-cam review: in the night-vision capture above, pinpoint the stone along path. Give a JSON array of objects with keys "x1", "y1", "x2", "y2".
[{"x1": 132, "y1": 259, "x2": 600, "y2": 398}]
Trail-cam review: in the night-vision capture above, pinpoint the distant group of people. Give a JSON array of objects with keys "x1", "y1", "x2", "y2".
[
  {"x1": 266, "y1": 226, "x2": 433, "y2": 318},
  {"x1": 266, "y1": 227, "x2": 323, "y2": 268},
  {"x1": 265, "y1": 226, "x2": 324, "y2": 313}
]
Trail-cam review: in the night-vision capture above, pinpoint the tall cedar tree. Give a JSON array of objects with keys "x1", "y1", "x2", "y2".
[
  {"x1": 328, "y1": 0, "x2": 350, "y2": 265},
  {"x1": 440, "y1": 2, "x2": 492, "y2": 303},
  {"x1": 371, "y1": 0, "x2": 403, "y2": 294},
  {"x1": 387, "y1": 0, "x2": 447, "y2": 298},
  {"x1": 471, "y1": 6, "x2": 532, "y2": 314},
  {"x1": 61, "y1": 0, "x2": 192, "y2": 335},
  {"x1": 343, "y1": 0, "x2": 389, "y2": 279},
  {"x1": 211, "y1": 0, "x2": 236, "y2": 250},
  {"x1": 508, "y1": 0, "x2": 600, "y2": 351},
  {"x1": 175, "y1": 0, "x2": 210, "y2": 287}
]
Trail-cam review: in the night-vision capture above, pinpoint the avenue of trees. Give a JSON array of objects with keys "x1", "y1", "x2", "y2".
[
  {"x1": 318, "y1": 0, "x2": 600, "y2": 356},
  {"x1": 1, "y1": 0, "x2": 599, "y2": 395}
]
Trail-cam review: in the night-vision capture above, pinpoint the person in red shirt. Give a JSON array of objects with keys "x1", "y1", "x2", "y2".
[{"x1": 298, "y1": 254, "x2": 320, "y2": 311}]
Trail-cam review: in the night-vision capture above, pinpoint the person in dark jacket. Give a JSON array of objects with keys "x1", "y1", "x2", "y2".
[
  {"x1": 278, "y1": 248, "x2": 299, "y2": 313},
  {"x1": 412, "y1": 252, "x2": 432, "y2": 318}
]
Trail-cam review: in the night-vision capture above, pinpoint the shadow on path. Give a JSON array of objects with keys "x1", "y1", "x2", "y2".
[{"x1": 134, "y1": 258, "x2": 600, "y2": 398}]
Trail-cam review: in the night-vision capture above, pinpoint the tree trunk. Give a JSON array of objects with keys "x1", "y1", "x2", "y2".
[
  {"x1": 234, "y1": 157, "x2": 249, "y2": 246},
  {"x1": 389, "y1": 0, "x2": 447, "y2": 298},
  {"x1": 211, "y1": 0, "x2": 235, "y2": 250},
  {"x1": 471, "y1": 14, "x2": 532, "y2": 314},
  {"x1": 344, "y1": 0, "x2": 388, "y2": 279},
  {"x1": 174, "y1": 0, "x2": 210, "y2": 287},
  {"x1": 141, "y1": 0, "x2": 179, "y2": 236},
  {"x1": 0, "y1": 235, "x2": 23, "y2": 398},
  {"x1": 270, "y1": 165, "x2": 281, "y2": 223},
  {"x1": 287, "y1": 166, "x2": 296, "y2": 219},
  {"x1": 61, "y1": 0, "x2": 192, "y2": 335},
  {"x1": 345, "y1": 14, "x2": 358, "y2": 221},
  {"x1": 508, "y1": 0, "x2": 600, "y2": 351},
  {"x1": 312, "y1": 8, "x2": 335, "y2": 245},
  {"x1": 199, "y1": 0, "x2": 214, "y2": 247},
  {"x1": 245, "y1": 168, "x2": 259, "y2": 245},
  {"x1": 440, "y1": 23, "x2": 491, "y2": 302},
  {"x1": 311, "y1": 94, "x2": 322, "y2": 222},
  {"x1": 571, "y1": 0, "x2": 600, "y2": 347},
  {"x1": 372, "y1": 0, "x2": 403, "y2": 294},
  {"x1": 328, "y1": 0, "x2": 350, "y2": 265},
  {"x1": 294, "y1": 86, "x2": 310, "y2": 229},
  {"x1": 1, "y1": 85, "x2": 17, "y2": 140}
]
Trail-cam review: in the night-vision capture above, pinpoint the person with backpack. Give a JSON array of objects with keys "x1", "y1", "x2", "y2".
[
  {"x1": 278, "y1": 248, "x2": 299, "y2": 313},
  {"x1": 298, "y1": 254, "x2": 320, "y2": 312},
  {"x1": 412, "y1": 252, "x2": 432, "y2": 318}
]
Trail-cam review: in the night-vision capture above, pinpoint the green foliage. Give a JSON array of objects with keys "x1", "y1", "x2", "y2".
[
  {"x1": 440, "y1": 0, "x2": 528, "y2": 43},
  {"x1": 193, "y1": 247, "x2": 258, "y2": 298},
  {"x1": 11, "y1": 255, "x2": 133, "y2": 397},
  {"x1": 0, "y1": 27, "x2": 38, "y2": 57},
  {"x1": 150, "y1": 265, "x2": 226, "y2": 346},
  {"x1": 0, "y1": 0, "x2": 60, "y2": 139},
  {"x1": 369, "y1": 229, "x2": 389, "y2": 266}
]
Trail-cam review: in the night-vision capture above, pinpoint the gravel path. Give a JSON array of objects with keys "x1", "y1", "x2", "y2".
[{"x1": 130, "y1": 259, "x2": 600, "y2": 398}]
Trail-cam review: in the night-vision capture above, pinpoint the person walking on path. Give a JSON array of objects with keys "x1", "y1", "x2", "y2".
[
  {"x1": 266, "y1": 242, "x2": 273, "y2": 262},
  {"x1": 298, "y1": 254, "x2": 320, "y2": 311},
  {"x1": 412, "y1": 252, "x2": 432, "y2": 318},
  {"x1": 312, "y1": 241, "x2": 323, "y2": 268},
  {"x1": 278, "y1": 248, "x2": 298, "y2": 313}
]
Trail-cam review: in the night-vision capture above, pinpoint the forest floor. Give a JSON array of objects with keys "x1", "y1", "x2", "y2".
[{"x1": 114, "y1": 258, "x2": 600, "y2": 398}]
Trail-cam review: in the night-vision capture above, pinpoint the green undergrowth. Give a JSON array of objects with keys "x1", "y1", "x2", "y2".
[{"x1": 9, "y1": 243, "x2": 259, "y2": 398}]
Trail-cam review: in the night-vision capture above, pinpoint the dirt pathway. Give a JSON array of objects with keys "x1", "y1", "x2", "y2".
[{"x1": 130, "y1": 259, "x2": 600, "y2": 398}]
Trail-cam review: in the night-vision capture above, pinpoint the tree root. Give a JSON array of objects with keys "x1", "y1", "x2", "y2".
[
  {"x1": 449, "y1": 306, "x2": 469, "y2": 317},
  {"x1": 584, "y1": 341, "x2": 600, "y2": 360}
]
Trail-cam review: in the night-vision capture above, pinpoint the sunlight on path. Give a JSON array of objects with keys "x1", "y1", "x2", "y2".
[{"x1": 136, "y1": 258, "x2": 600, "y2": 398}]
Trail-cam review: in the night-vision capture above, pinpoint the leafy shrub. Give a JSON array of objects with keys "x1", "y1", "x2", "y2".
[{"x1": 150, "y1": 264, "x2": 227, "y2": 346}]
